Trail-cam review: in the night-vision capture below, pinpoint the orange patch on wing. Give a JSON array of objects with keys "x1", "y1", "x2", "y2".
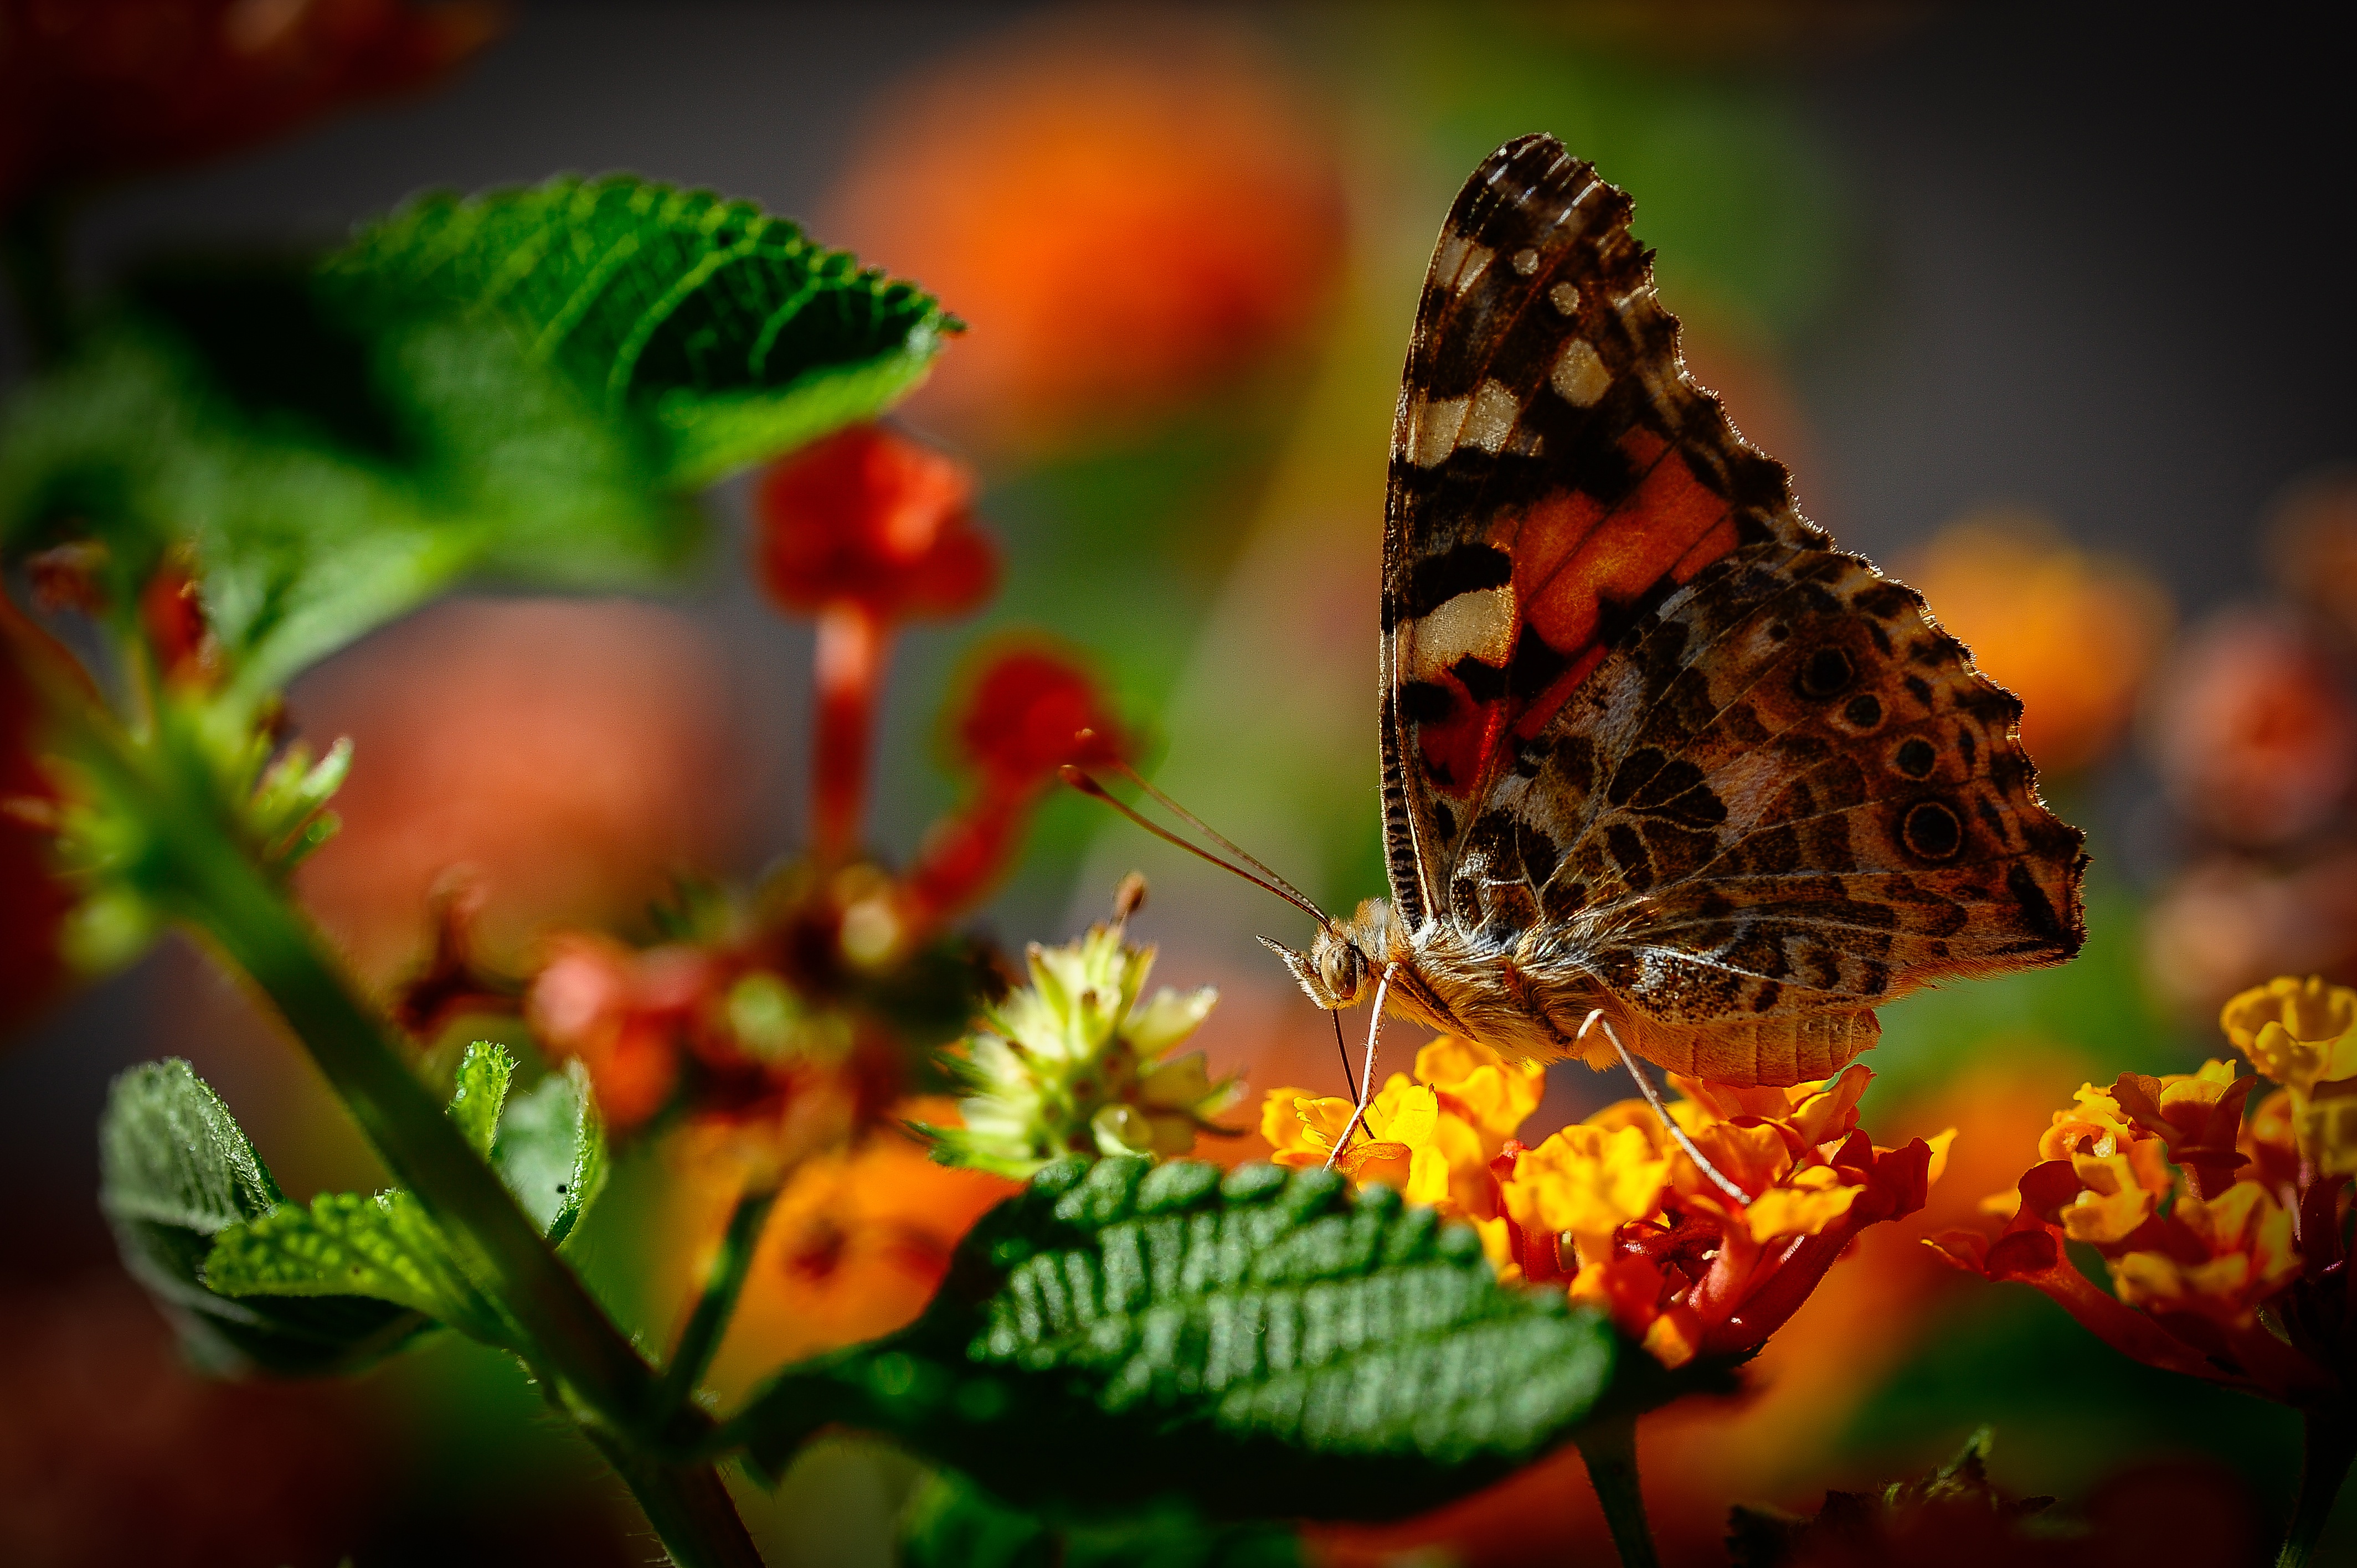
[{"x1": 1417, "y1": 670, "x2": 1506, "y2": 801}]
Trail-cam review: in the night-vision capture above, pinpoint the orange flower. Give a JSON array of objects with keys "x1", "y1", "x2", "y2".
[
  {"x1": 1898, "y1": 512, "x2": 2170, "y2": 773},
  {"x1": 1932, "y1": 992, "x2": 2356, "y2": 1408},
  {"x1": 1259, "y1": 1035, "x2": 1542, "y2": 1227},
  {"x1": 827, "y1": 13, "x2": 1344, "y2": 452},
  {"x1": 696, "y1": 1111, "x2": 1017, "y2": 1389},
  {"x1": 1502, "y1": 1067, "x2": 1949, "y2": 1368}
]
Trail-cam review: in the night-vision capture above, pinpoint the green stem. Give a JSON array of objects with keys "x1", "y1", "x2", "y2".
[
  {"x1": 588, "y1": 1433, "x2": 769, "y2": 1568},
  {"x1": 2279, "y1": 1411, "x2": 2357, "y2": 1568},
  {"x1": 82, "y1": 713, "x2": 770, "y2": 1562},
  {"x1": 1575, "y1": 1415, "x2": 1660, "y2": 1568},
  {"x1": 654, "y1": 1183, "x2": 781, "y2": 1419}
]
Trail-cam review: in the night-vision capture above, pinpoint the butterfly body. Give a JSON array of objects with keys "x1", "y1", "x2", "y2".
[{"x1": 1267, "y1": 134, "x2": 2086, "y2": 1089}]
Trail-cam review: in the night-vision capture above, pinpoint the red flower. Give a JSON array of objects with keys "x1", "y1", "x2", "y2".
[
  {"x1": 904, "y1": 643, "x2": 1128, "y2": 925},
  {"x1": 754, "y1": 424, "x2": 998, "y2": 862},
  {"x1": 0, "y1": 636, "x2": 70, "y2": 1038},
  {"x1": 2150, "y1": 609, "x2": 2357, "y2": 848}
]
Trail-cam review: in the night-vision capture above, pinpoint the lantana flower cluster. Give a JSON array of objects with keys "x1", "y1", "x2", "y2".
[
  {"x1": 1933, "y1": 975, "x2": 2357, "y2": 1407},
  {"x1": 395, "y1": 425, "x2": 1129, "y2": 1162},
  {"x1": 1264, "y1": 1046, "x2": 1949, "y2": 1368}
]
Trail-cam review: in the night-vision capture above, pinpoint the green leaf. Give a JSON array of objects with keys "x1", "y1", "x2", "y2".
[
  {"x1": 324, "y1": 174, "x2": 958, "y2": 489},
  {"x1": 202, "y1": 1188, "x2": 511, "y2": 1347},
  {"x1": 447, "y1": 1039, "x2": 515, "y2": 1158},
  {"x1": 99, "y1": 1060, "x2": 429, "y2": 1376},
  {"x1": 490, "y1": 1059, "x2": 606, "y2": 1245},
  {"x1": 728, "y1": 1158, "x2": 1632, "y2": 1522},
  {"x1": 194, "y1": 1051, "x2": 602, "y2": 1351},
  {"x1": 901, "y1": 1471, "x2": 1302, "y2": 1568},
  {"x1": 0, "y1": 179, "x2": 949, "y2": 695}
]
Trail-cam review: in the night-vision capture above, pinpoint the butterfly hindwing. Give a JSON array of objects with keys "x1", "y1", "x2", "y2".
[{"x1": 1381, "y1": 135, "x2": 2086, "y2": 1079}]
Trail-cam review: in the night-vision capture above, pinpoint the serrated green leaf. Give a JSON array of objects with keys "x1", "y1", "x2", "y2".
[
  {"x1": 447, "y1": 1039, "x2": 515, "y2": 1158},
  {"x1": 900, "y1": 1471, "x2": 1302, "y2": 1568},
  {"x1": 203, "y1": 1188, "x2": 511, "y2": 1346},
  {"x1": 326, "y1": 174, "x2": 956, "y2": 488},
  {"x1": 728, "y1": 1158, "x2": 1639, "y2": 1522},
  {"x1": 491, "y1": 1060, "x2": 606, "y2": 1245},
  {"x1": 99, "y1": 1060, "x2": 429, "y2": 1376}
]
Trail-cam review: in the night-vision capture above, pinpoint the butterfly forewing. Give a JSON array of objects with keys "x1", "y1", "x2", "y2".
[{"x1": 1379, "y1": 134, "x2": 2086, "y2": 1084}]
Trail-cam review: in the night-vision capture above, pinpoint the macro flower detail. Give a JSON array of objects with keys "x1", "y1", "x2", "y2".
[{"x1": 924, "y1": 884, "x2": 1239, "y2": 1177}]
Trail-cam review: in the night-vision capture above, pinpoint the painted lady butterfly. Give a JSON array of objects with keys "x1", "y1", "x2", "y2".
[{"x1": 1259, "y1": 135, "x2": 2088, "y2": 1093}]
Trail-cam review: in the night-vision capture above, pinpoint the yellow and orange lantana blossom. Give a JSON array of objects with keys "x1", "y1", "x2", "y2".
[
  {"x1": 1931, "y1": 976, "x2": 2357, "y2": 1406},
  {"x1": 1264, "y1": 1043, "x2": 1951, "y2": 1367}
]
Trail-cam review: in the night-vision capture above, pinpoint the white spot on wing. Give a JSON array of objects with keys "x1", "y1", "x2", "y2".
[
  {"x1": 1511, "y1": 247, "x2": 1540, "y2": 275},
  {"x1": 1549, "y1": 281, "x2": 1580, "y2": 315},
  {"x1": 1407, "y1": 394, "x2": 1470, "y2": 467},
  {"x1": 1551, "y1": 341, "x2": 1610, "y2": 408},
  {"x1": 1457, "y1": 379, "x2": 1521, "y2": 454},
  {"x1": 1410, "y1": 585, "x2": 1518, "y2": 680}
]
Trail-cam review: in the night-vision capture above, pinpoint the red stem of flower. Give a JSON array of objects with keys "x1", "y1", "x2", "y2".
[{"x1": 812, "y1": 603, "x2": 888, "y2": 863}]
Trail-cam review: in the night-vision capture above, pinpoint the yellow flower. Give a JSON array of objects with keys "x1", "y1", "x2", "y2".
[
  {"x1": 2221, "y1": 976, "x2": 2357, "y2": 1096},
  {"x1": 1259, "y1": 1075, "x2": 1448, "y2": 1199},
  {"x1": 2109, "y1": 1180, "x2": 2300, "y2": 1325},
  {"x1": 2056, "y1": 1151, "x2": 2157, "y2": 1245},
  {"x1": 1741, "y1": 1163, "x2": 1862, "y2": 1242},
  {"x1": 1414, "y1": 1035, "x2": 1546, "y2": 1151},
  {"x1": 1501, "y1": 1122, "x2": 1670, "y2": 1264}
]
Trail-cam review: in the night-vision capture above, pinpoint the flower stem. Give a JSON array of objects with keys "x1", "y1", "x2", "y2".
[
  {"x1": 811, "y1": 603, "x2": 886, "y2": 861},
  {"x1": 90, "y1": 715, "x2": 770, "y2": 1562},
  {"x1": 655, "y1": 1182, "x2": 781, "y2": 1419},
  {"x1": 588, "y1": 1432, "x2": 769, "y2": 1568},
  {"x1": 2279, "y1": 1411, "x2": 2357, "y2": 1568},
  {"x1": 1576, "y1": 1414, "x2": 1661, "y2": 1568}
]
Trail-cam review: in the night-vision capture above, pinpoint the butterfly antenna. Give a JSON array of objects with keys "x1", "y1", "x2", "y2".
[
  {"x1": 1059, "y1": 766, "x2": 1330, "y2": 924},
  {"x1": 1330, "y1": 1008, "x2": 1358, "y2": 1103},
  {"x1": 1577, "y1": 1009, "x2": 1754, "y2": 1204},
  {"x1": 1085, "y1": 744, "x2": 1326, "y2": 917}
]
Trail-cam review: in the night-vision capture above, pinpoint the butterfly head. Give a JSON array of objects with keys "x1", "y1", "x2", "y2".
[{"x1": 1261, "y1": 899, "x2": 1396, "y2": 1010}]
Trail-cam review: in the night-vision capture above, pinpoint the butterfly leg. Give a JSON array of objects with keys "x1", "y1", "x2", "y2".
[
  {"x1": 1577, "y1": 1009, "x2": 1753, "y2": 1204},
  {"x1": 1323, "y1": 963, "x2": 1396, "y2": 1171}
]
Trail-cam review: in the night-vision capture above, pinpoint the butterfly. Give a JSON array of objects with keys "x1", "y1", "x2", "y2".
[{"x1": 1252, "y1": 133, "x2": 2087, "y2": 1096}]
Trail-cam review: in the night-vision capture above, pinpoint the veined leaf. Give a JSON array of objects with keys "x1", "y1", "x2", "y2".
[
  {"x1": 99, "y1": 1060, "x2": 429, "y2": 1376},
  {"x1": 728, "y1": 1158, "x2": 1633, "y2": 1522},
  {"x1": 325, "y1": 174, "x2": 958, "y2": 488},
  {"x1": 203, "y1": 1187, "x2": 511, "y2": 1345}
]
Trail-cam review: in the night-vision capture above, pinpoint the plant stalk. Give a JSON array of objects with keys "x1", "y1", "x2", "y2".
[
  {"x1": 655, "y1": 1182, "x2": 781, "y2": 1419},
  {"x1": 2279, "y1": 1410, "x2": 2357, "y2": 1568},
  {"x1": 1576, "y1": 1414, "x2": 1661, "y2": 1568},
  {"x1": 589, "y1": 1432, "x2": 769, "y2": 1568}
]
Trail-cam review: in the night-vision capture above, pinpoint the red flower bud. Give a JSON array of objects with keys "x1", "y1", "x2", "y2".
[
  {"x1": 953, "y1": 644, "x2": 1126, "y2": 795},
  {"x1": 755, "y1": 425, "x2": 997, "y2": 623}
]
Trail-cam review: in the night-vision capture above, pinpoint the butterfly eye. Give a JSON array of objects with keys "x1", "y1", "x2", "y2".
[
  {"x1": 1795, "y1": 646, "x2": 1855, "y2": 700},
  {"x1": 1901, "y1": 799, "x2": 1965, "y2": 862}
]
